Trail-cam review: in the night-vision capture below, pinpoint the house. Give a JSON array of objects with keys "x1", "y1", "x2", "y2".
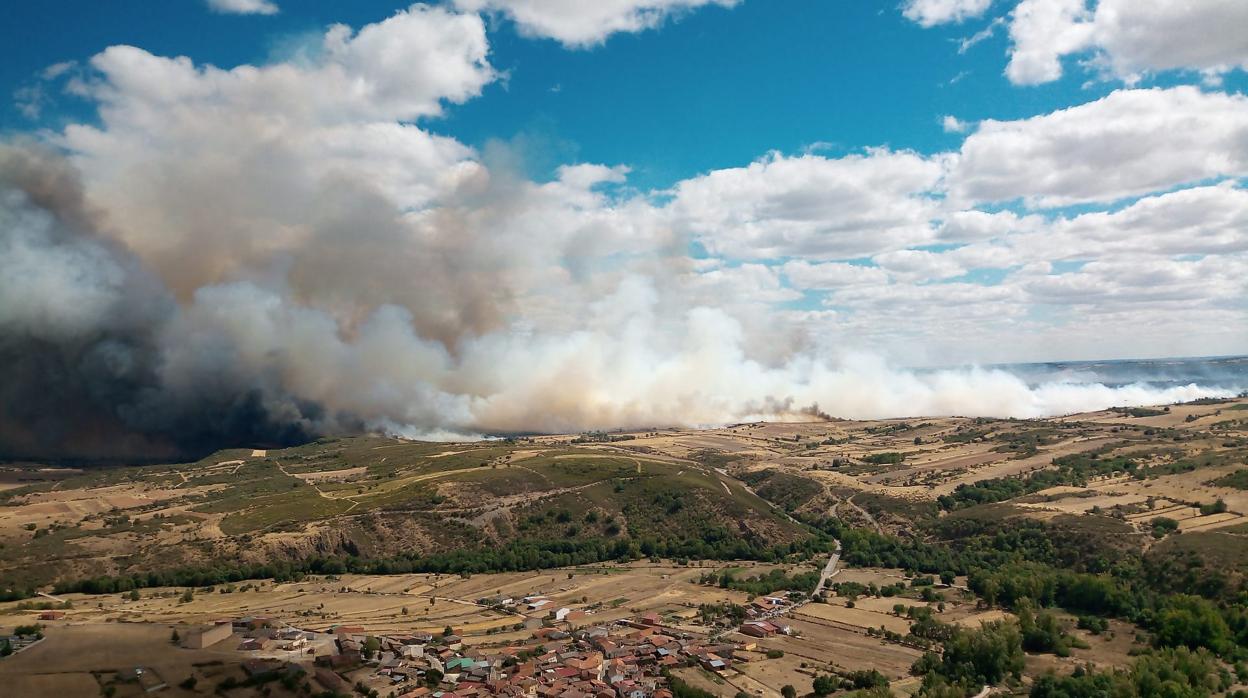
[
  {"x1": 739, "y1": 621, "x2": 779, "y2": 638},
  {"x1": 698, "y1": 653, "x2": 730, "y2": 673},
  {"x1": 37, "y1": 611, "x2": 65, "y2": 621},
  {"x1": 234, "y1": 616, "x2": 273, "y2": 631},
  {"x1": 315, "y1": 651, "x2": 362, "y2": 670},
  {"x1": 241, "y1": 659, "x2": 283, "y2": 678},
  {"x1": 315, "y1": 667, "x2": 347, "y2": 692},
  {"x1": 182, "y1": 622, "x2": 233, "y2": 649},
  {"x1": 565, "y1": 653, "x2": 604, "y2": 680}
]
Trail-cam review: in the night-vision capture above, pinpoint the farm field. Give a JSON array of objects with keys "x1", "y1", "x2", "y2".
[{"x1": 0, "y1": 395, "x2": 1246, "y2": 696}]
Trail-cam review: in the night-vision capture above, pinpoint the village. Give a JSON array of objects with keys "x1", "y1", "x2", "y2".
[
  {"x1": 189, "y1": 601, "x2": 785, "y2": 698},
  {"x1": 27, "y1": 578, "x2": 818, "y2": 698},
  {"x1": 2, "y1": 549, "x2": 938, "y2": 698}
]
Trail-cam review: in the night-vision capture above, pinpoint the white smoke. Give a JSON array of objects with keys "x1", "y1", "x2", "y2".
[{"x1": 2, "y1": 7, "x2": 1241, "y2": 458}]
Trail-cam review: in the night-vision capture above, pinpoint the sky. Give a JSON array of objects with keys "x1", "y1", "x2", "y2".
[{"x1": 2, "y1": 1, "x2": 1248, "y2": 453}]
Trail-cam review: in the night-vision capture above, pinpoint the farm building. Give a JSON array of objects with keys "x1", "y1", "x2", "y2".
[{"x1": 182, "y1": 622, "x2": 233, "y2": 649}]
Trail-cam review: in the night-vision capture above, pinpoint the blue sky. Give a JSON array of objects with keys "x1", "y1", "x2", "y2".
[
  {"x1": 11, "y1": 1, "x2": 1237, "y2": 190},
  {"x1": 2, "y1": 0, "x2": 1246, "y2": 410}
]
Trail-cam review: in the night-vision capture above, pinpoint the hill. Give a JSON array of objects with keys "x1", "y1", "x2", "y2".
[{"x1": 0, "y1": 437, "x2": 811, "y2": 595}]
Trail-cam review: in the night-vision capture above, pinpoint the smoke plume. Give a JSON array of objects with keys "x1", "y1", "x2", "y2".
[
  {"x1": 0, "y1": 143, "x2": 1238, "y2": 461},
  {"x1": 1, "y1": 7, "x2": 1242, "y2": 460}
]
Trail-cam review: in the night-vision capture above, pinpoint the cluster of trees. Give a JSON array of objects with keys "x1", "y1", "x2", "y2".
[
  {"x1": 665, "y1": 673, "x2": 717, "y2": 698},
  {"x1": 697, "y1": 602, "x2": 748, "y2": 626},
  {"x1": 812, "y1": 669, "x2": 888, "y2": 695},
  {"x1": 1152, "y1": 517, "x2": 1180, "y2": 539},
  {"x1": 938, "y1": 451, "x2": 1138, "y2": 511},
  {"x1": 810, "y1": 512, "x2": 1124, "y2": 581},
  {"x1": 912, "y1": 621, "x2": 1024, "y2": 696},
  {"x1": 51, "y1": 532, "x2": 837, "y2": 597},
  {"x1": 570, "y1": 432, "x2": 635, "y2": 443},
  {"x1": 1017, "y1": 601, "x2": 1088, "y2": 657},
  {"x1": 1030, "y1": 648, "x2": 1228, "y2": 698},
  {"x1": 968, "y1": 562, "x2": 1248, "y2": 659},
  {"x1": 699, "y1": 567, "x2": 821, "y2": 595},
  {"x1": 831, "y1": 579, "x2": 921, "y2": 600},
  {"x1": 967, "y1": 563, "x2": 1138, "y2": 617}
]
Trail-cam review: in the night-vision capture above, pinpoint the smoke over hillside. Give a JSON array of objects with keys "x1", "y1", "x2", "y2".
[
  {"x1": 1, "y1": 143, "x2": 1237, "y2": 460},
  {"x1": 2, "y1": 6, "x2": 1244, "y2": 461}
]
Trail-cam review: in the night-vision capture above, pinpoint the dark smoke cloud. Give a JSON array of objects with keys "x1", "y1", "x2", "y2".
[{"x1": 0, "y1": 145, "x2": 328, "y2": 461}]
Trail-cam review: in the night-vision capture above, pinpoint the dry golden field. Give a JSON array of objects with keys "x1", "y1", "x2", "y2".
[{"x1": 1, "y1": 396, "x2": 1246, "y2": 695}]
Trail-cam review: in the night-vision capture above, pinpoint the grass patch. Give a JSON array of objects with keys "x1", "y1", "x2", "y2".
[
  {"x1": 1210, "y1": 469, "x2": 1248, "y2": 490},
  {"x1": 218, "y1": 489, "x2": 354, "y2": 535}
]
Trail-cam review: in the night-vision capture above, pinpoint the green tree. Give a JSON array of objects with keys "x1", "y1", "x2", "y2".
[
  {"x1": 424, "y1": 668, "x2": 444, "y2": 687},
  {"x1": 1153, "y1": 596, "x2": 1232, "y2": 654},
  {"x1": 920, "y1": 620, "x2": 1023, "y2": 687}
]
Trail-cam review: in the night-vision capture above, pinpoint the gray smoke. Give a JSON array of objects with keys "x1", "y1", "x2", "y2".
[
  {"x1": 1, "y1": 143, "x2": 1239, "y2": 462},
  {"x1": 0, "y1": 145, "x2": 329, "y2": 460}
]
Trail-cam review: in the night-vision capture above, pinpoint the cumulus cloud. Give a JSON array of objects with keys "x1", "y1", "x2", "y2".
[
  {"x1": 782, "y1": 261, "x2": 890, "y2": 290},
  {"x1": 452, "y1": 0, "x2": 737, "y2": 47},
  {"x1": 1004, "y1": 0, "x2": 1095, "y2": 84},
  {"x1": 947, "y1": 86, "x2": 1248, "y2": 208},
  {"x1": 1004, "y1": 0, "x2": 1248, "y2": 85},
  {"x1": 902, "y1": 0, "x2": 993, "y2": 27},
  {"x1": 1022, "y1": 255, "x2": 1248, "y2": 308},
  {"x1": 206, "y1": 0, "x2": 279, "y2": 16},
  {"x1": 873, "y1": 249, "x2": 968, "y2": 281},
  {"x1": 936, "y1": 209, "x2": 1041, "y2": 243},
  {"x1": 667, "y1": 150, "x2": 944, "y2": 261},
  {"x1": 59, "y1": 5, "x2": 496, "y2": 329}
]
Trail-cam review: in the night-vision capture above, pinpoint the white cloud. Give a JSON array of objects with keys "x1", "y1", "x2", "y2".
[
  {"x1": 998, "y1": 182, "x2": 1248, "y2": 261},
  {"x1": 942, "y1": 115, "x2": 970, "y2": 133},
  {"x1": 902, "y1": 0, "x2": 993, "y2": 27},
  {"x1": 872, "y1": 249, "x2": 967, "y2": 281},
  {"x1": 59, "y1": 5, "x2": 496, "y2": 301},
  {"x1": 206, "y1": 0, "x2": 279, "y2": 16},
  {"x1": 782, "y1": 261, "x2": 890, "y2": 290},
  {"x1": 452, "y1": 0, "x2": 738, "y2": 47},
  {"x1": 668, "y1": 150, "x2": 944, "y2": 261},
  {"x1": 947, "y1": 87, "x2": 1248, "y2": 208},
  {"x1": 937, "y1": 209, "x2": 1041, "y2": 243},
  {"x1": 1005, "y1": 0, "x2": 1094, "y2": 85},
  {"x1": 958, "y1": 16, "x2": 1005, "y2": 53},
  {"x1": 1022, "y1": 255, "x2": 1248, "y2": 308},
  {"x1": 1005, "y1": 0, "x2": 1248, "y2": 85}
]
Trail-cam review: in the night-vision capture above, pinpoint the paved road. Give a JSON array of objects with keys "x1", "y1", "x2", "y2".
[{"x1": 815, "y1": 540, "x2": 842, "y2": 593}]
